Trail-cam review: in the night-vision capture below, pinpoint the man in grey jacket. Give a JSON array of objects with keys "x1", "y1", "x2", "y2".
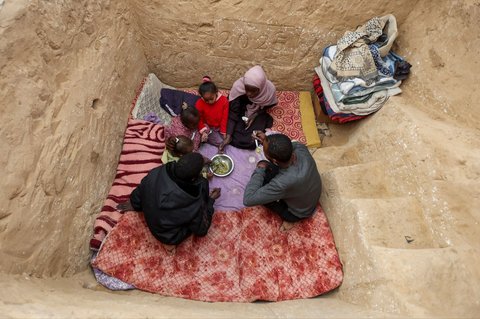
[{"x1": 243, "y1": 132, "x2": 322, "y2": 231}]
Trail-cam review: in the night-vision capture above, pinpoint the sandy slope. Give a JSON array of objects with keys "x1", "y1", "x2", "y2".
[{"x1": 1, "y1": 0, "x2": 479, "y2": 317}]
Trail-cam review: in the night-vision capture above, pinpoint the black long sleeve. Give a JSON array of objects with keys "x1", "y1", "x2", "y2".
[
  {"x1": 188, "y1": 197, "x2": 215, "y2": 237},
  {"x1": 129, "y1": 164, "x2": 218, "y2": 246},
  {"x1": 130, "y1": 183, "x2": 143, "y2": 211},
  {"x1": 226, "y1": 97, "x2": 243, "y2": 136}
]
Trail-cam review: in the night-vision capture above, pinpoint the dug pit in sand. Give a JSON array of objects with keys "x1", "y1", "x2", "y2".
[{"x1": 1, "y1": 0, "x2": 480, "y2": 317}]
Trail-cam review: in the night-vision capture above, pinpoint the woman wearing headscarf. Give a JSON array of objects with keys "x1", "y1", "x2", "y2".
[{"x1": 219, "y1": 65, "x2": 278, "y2": 151}]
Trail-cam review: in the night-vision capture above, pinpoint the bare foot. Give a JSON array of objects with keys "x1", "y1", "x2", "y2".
[
  {"x1": 162, "y1": 244, "x2": 176, "y2": 255},
  {"x1": 279, "y1": 221, "x2": 296, "y2": 232}
]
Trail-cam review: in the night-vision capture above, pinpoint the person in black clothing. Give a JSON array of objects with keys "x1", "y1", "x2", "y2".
[
  {"x1": 219, "y1": 65, "x2": 278, "y2": 151},
  {"x1": 117, "y1": 153, "x2": 221, "y2": 254}
]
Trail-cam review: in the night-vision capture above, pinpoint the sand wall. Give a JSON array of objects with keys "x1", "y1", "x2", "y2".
[
  {"x1": 315, "y1": 98, "x2": 480, "y2": 317},
  {"x1": 1, "y1": 0, "x2": 479, "y2": 317},
  {"x1": 131, "y1": 0, "x2": 419, "y2": 90},
  {"x1": 313, "y1": 1, "x2": 480, "y2": 316},
  {"x1": 0, "y1": 0, "x2": 148, "y2": 276},
  {"x1": 397, "y1": 0, "x2": 480, "y2": 129}
]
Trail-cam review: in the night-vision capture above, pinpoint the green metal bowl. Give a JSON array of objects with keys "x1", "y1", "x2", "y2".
[{"x1": 209, "y1": 154, "x2": 234, "y2": 177}]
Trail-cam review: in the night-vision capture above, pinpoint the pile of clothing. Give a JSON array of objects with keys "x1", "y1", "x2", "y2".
[{"x1": 313, "y1": 14, "x2": 411, "y2": 123}]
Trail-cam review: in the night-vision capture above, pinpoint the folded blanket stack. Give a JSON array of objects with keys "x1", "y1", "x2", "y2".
[{"x1": 313, "y1": 14, "x2": 411, "y2": 123}]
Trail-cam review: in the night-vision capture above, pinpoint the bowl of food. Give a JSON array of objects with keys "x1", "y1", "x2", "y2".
[{"x1": 209, "y1": 154, "x2": 234, "y2": 177}]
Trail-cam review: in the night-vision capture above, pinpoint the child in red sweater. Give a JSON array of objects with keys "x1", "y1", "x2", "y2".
[{"x1": 196, "y1": 76, "x2": 230, "y2": 150}]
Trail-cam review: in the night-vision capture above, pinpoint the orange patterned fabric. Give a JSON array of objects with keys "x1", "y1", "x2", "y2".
[
  {"x1": 92, "y1": 205, "x2": 343, "y2": 302},
  {"x1": 268, "y1": 91, "x2": 306, "y2": 144}
]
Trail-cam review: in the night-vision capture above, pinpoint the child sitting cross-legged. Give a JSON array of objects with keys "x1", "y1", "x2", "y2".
[{"x1": 195, "y1": 76, "x2": 230, "y2": 152}]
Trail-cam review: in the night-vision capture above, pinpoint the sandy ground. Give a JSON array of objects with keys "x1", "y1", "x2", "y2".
[
  {"x1": 315, "y1": 98, "x2": 480, "y2": 317},
  {"x1": 1, "y1": 272, "x2": 399, "y2": 319},
  {"x1": 1, "y1": 0, "x2": 480, "y2": 318}
]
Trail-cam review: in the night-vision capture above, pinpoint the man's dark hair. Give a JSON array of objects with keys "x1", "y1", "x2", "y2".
[
  {"x1": 266, "y1": 134, "x2": 293, "y2": 163},
  {"x1": 175, "y1": 152, "x2": 204, "y2": 181}
]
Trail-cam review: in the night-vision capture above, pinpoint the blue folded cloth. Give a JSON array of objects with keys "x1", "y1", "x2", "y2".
[{"x1": 159, "y1": 88, "x2": 200, "y2": 116}]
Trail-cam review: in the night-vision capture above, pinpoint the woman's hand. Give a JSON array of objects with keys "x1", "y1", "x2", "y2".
[
  {"x1": 218, "y1": 134, "x2": 232, "y2": 153},
  {"x1": 252, "y1": 130, "x2": 266, "y2": 144},
  {"x1": 245, "y1": 113, "x2": 258, "y2": 130}
]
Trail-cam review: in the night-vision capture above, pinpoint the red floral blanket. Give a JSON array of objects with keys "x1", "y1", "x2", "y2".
[{"x1": 92, "y1": 205, "x2": 343, "y2": 302}]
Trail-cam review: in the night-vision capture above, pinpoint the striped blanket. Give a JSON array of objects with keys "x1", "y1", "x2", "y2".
[{"x1": 90, "y1": 120, "x2": 164, "y2": 250}]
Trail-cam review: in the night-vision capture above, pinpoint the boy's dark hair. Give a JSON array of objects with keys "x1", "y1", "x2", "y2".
[
  {"x1": 174, "y1": 135, "x2": 194, "y2": 156},
  {"x1": 266, "y1": 134, "x2": 293, "y2": 163},
  {"x1": 175, "y1": 152, "x2": 204, "y2": 181},
  {"x1": 198, "y1": 75, "x2": 218, "y2": 96}
]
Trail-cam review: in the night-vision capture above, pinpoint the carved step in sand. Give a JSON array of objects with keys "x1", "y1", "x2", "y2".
[
  {"x1": 1, "y1": 0, "x2": 480, "y2": 317},
  {"x1": 349, "y1": 197, "x2": 441, "y2": 249},
  {"x1": 321, "y1": 162, "x2": 400, "y2": 199}
]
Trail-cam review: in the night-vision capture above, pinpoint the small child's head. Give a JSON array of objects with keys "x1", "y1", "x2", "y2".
[
  {"x1": 173, "y1": 135, "x2": 194, "y2": 157},
  {"x1": 180, "y1": 105, "x2": 200, "y2": 130},
  {"x1": 198, "y1": 76, "x2": 218, "y2": 105}
]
